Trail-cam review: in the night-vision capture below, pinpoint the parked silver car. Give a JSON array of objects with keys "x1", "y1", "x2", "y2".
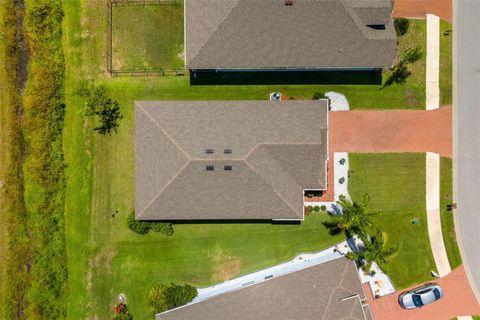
[{"x1": 398, "y1": 283, "x2": 444, "y2": 309}]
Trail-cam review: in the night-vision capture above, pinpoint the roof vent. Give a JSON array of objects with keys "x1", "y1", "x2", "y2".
[
  {"x1": 205, "y1": 149, "x2": 214, "y2": 154},
  {"x1": 224, "y1": 149, "x2": 232, "y2": 154},
  {"x1": 206, "y1": 165, "x2": 214, "y2": 171},
  {"x1": 285, "y1": 0, "x2": 293, "y2": 5},
  {"x1": 224, "y1": 165, "x2": 232, "y2": 171}
]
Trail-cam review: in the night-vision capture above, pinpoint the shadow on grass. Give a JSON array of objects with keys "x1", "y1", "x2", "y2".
[
  {"x1": 161, "y1": 219, "x2": 301, "y2": 225},
  {"x1": 190, "y1": 69, "x2": 383, "y2": 86}
]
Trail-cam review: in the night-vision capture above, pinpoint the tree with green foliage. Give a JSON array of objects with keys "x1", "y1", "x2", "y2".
[
  {"x1": 148, "y1": 283, "x2": 198, "y2": 314},
  {"x1": 346, "y1": 229, "x2": 399, "y2": 273},
  {"x1": 83, "y1": 83, "x2": 123, "y2": 135},
  {"x1": 322, "y1": 194, "x2": 375, "y2": 238},
  {"x1": 127, "y1": 211, "x2": 174, "y2": 236},
  {"x1": 394, "y1": 18, "x2": 409, "y2": 36}
]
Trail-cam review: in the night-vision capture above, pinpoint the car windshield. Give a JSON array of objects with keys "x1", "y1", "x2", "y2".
[
  {"x1": 412, "y1": 294, "x2": 424, "y2": 307},
  {"x1": 433, "y1": 288, "x2": 441, "y2": 300}
]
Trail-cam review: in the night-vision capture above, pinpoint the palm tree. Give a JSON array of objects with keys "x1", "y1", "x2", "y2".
[
  {"x1": 346, "y1": 229, "x2": 399, "y2": 273},
  {"x1": 322, "y1": 194, "x2": 375, "y2": 238}
]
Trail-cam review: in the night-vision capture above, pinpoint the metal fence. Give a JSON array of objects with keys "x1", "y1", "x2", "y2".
[
  {"x1": 110, "y1": 69, "x2": 187, "y2": 77},
  {"x1": 106, "y1": 0, "x2": 186, "y2": 77}
]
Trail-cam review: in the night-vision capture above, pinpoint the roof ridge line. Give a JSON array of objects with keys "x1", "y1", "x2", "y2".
[
  {"x1": 137, "y1": 103, "x2": 191, "y2": 160},
  {"x1": 189, "y1": 0, "x2": 244, "y2": 66},
  {"x1": 137, "y1": 161, "x2": 191, "y2": 218},
  {"x1": 244, "y1": 150, "x2": 302, "y2": 219},
  {"x1": 320, "y1": 260, "x2": 352, "y2": 320},
  {"x1": 259, "y1": 144, "x2": 304, "y2": 191},
  {"x1": 342, "y1": 0, "x2": 393, "y2": 41}
]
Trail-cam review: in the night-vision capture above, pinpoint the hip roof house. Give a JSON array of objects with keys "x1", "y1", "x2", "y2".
[
  {"x1": 156, "y1": 257, "x2": 370, "y2": 320},
  {"x1": 135, "y1": 100, "x2": 328, "y2": 221},
  {"x1": 185, "y1": 0, "x2": 397, "y2": 71}
]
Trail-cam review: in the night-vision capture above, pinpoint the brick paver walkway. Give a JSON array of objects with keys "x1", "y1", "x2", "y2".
[
  {"x1": 393, "y1": 0, "x2": 452, "y2": 22},
  {"x1": 367, "y1": 266, "x2": 480, "y2": 320}
]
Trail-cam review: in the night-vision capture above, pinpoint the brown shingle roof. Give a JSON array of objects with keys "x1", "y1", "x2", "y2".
[
  {"x1": 156, "y1": 257, "x2": 368, "y2": 320},
  {"x1": 135, "y1": 100, "x2": 328, "y2": 220},
  {"x1": 185, "y1": 0, "x2": 397, "y2": 69}
]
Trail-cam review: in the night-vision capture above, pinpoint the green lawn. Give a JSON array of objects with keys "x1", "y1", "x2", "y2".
[
  {"x1": 440, "y1": 20, "x2": 453, "y2": 105},
  {"x1": 440, "y1": 157, "x2": 462, "y2": 269},
  {"x1": 348, "y1": 153, "x2": 437, "y2": 289},
  {"x1": 383, "y1": 19, "x2": 426, "y2": 107},
  {"x1": 62, "y1": 1, "x2": 451, "y2": 318},
  {"x1": 111, "y1": 3, "x2": 184, "y2": 70}
]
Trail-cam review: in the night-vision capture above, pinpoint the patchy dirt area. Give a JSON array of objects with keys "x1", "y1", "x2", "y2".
[
  {"x1": 209, "y1": 249, "x2": 242, "y2": 282},
  {"x1": 393, "y1": 0, "x2": 452, "y2": 22}
]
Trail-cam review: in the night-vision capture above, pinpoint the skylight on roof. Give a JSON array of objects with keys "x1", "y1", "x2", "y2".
[
  {"x1": 224, "y1": 149, "x2": 232, "y2": 154},
  {"x1": 206, "y1": 165, "x2": 214, "y2": 171},
  {"x1": 206, "y1": 149, "x2": 214, "y2": 154},
  {"x1": 224, "y1": 165, "x2": 232, "y2": 171}
]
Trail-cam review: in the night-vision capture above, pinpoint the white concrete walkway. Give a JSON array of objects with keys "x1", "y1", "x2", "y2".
[
  {"x1": 305, "y1": 152, "x2": 350, "y2": 212},
  {"x1": 426, "y1": 14, "x2": 440, "y2": 110},
  {"x1": 457, "y1": 316, "x2": 473, "y2": 320},
  {"x1": 426, "y1": 152, "x2": 451, "y2": 277}
]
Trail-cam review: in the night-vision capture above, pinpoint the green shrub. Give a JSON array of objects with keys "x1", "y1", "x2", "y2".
[
  {"x1": 127, "y1": 212, "x2": 174, "y2": 236},
  {"x1": 313, "y1": 205, "x2": 320, "y2": 212},
  {"x1": 320, "y1": 205, "x2": 327, "y2": 211},
  {"x1": 127, "y1": 212, "x2": 152, "y2": 235},
  {"x1": 312, "y1": 92, "x2": 326, "y2": 100},
  {"x1": 394, "y1": 18, "x2": 409, "y2": 36},
  {"x1": 149, "y1": 283, "x2": 197, "y2": 314},
  {"x1": 151, "y1": 222, "x2": 174, "y2": 236},
  {"x1": 164, "y1": 283, "x2": 197, "y2": 309}
]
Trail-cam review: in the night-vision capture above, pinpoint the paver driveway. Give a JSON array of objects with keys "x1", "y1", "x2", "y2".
[
  {"x1": 305, "y1": 107, "x2": 452, "y2": 203},
  {"x1": 393, "y1": 0, "x2": 452, "y2": 22},
  {"x1": 367, "y1": 266, "x2": 480, "y2": 320},
  {"x1": 330, "y1": 107, "x2": 452, "y2": 157}
]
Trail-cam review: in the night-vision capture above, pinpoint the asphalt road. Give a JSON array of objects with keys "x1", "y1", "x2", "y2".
[{"x1": 454, "y1": 0, "x2": 480, "y2": 303}]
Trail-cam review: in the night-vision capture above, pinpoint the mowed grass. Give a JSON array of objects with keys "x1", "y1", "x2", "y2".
[
  {"x1": 440, "y1": 20, "x2": 453, "y2": 105},
  {"x1": 440, "y1": 157, "x2": 462, "y2": 269},
  {"x1": 102, "y1": 215, "x2": 342, "y2": 319},
  {"x1": 381, "y1": 19, "x2": 426, "y2": 107},
  {"x1": 348, "y1": 153, "x2": 437, "y2": 289},
  {"x1": 63, "y1": 1, "x2": 449, "y2": 318},
  {"x1": 111, "y1": 4, "x2": 184, "y2": 70}
]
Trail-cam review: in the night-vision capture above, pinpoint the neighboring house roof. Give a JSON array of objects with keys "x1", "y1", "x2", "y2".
[
  {"x1": 185, "y1": 0, "x2": 397, "y2": 70},
  {"x1": 156, "y1": 257, "x2": 370, "y2": 320},
  {"x1": 135, "y1": 100, "x2": 328, "y2": 220}
]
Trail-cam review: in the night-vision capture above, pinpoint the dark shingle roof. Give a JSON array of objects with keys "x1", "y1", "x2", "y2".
[
  {"x1": 135, "y1": 100, "x2": 328, "y2": 220},
  {"x1": 156, "y1": 257, "x2": 368, "y2": 320},
  {"x1": 185, "y1": 0, "x2": 397, "y2": 69}
]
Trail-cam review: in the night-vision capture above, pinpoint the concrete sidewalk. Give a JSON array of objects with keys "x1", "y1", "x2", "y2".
[
  {"x1": 426, "y1": 14, "x2": 440, "y2": 110},
  {"x1": 426, "y1": 152, "x2": 451, "y2": 277}
]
